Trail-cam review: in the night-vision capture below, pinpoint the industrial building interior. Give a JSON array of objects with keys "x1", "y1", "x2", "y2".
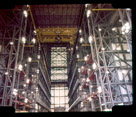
[{"x1": 0, "y1": 4, "x2": 132, "y2": 112}]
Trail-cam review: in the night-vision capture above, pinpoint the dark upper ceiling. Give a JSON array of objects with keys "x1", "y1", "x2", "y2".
[{"x1": 30, "y1": 4, "x2": 84, "y2": 28}]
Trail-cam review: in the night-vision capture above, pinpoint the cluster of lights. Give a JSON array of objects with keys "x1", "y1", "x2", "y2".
[
  {"x1": 36, "y1": 69, "x2": 39, "y2": 74},
  {"x1": 18, "y1": 64, "x2": 23, "y2": 71},
  {"x1": 78, "y1": 68, "x2": 81, "y2": 72},
  {"x1": 13, "y1": 88, "x2": 18, "y2": 96},
  {"x1": 88, "y1": 35, "x2": 93, "y2": 43},
  {"x1": 26, "y1": 79, "x2": 30, "y2": 84},
  {"x1": 28, "y1": 57, "x2": 32, "y2": 62},
  {"x1": 92, "y1": 63, "x2": 97, "y2": 70},
  {"x1": 31, "y1": 38, "x2": 36, "y2": 44},
  {"x1": 97, "y1": 86, "x2": 102, "y2": 93},
  {"x1": 23, "y1": 10, "x2": 28, "y2": 18},
  {"x1": 88, "y1": 97, "x2": 92, "y2": 101},
  {"x1": 121, "y1": 22, "x2": 130, "y2": 34},
  {"x1": 21, "y1": 37, "x2": 26, "y2": 44},
  {"x1": 80, "y1": 37, "x2": 84, "y2": 43},
  {"x1": 87, "y1": 9, "x2": 91, "y2": 18},
  {"x1": 24, "y1": 98, "x2": 28, "y2": 103}
]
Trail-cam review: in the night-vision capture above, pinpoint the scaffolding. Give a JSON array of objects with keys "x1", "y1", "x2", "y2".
[
  {"x1": 0, "y1": 5, "x2": 51, "y2": 112},
  {"x1": 68, "y1": 4, "x2": 132, "y2": 112}
]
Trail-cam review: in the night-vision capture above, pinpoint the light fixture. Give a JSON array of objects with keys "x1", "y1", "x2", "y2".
[
  {"x1": 127, "y1": 49, "x2": 130, "y2": 52},
  {"x1": 23, "y1": 10, "x2": 28, "y2": 18},
  {"x1": 88, "y1": 97, "x2": 92, "y2": 101},
  {"x1": 88, "y1": 35, "x2": 93, "y2": 43},
  {"x1": 37, "y1": 55, "x2": 40, "y2": 59},
  {"x1": 77, "y1": 54, "x2": 79, "y2": 58},
  {"x1": 90, "y1": 85, "x2": 93, "y2": 88},
  {"x1": 81, "y1": 66, "x2": 84, "y2": 69},
  {"x1": 88, "y1": 69, "x2": 91, "y2": 71},
  {"x1": 103, "y1": 109, "x2": 112, "y2": 111},
  {"x1": 21, "y1": 37, "x2": 26, "y2": 44},
  {"x1": 31, "y1": 91, "x2": 33, "y2": 94},
  {"x1": 97, "y1": 86, "x2": 102, "y2": 93},
  {"x1": 121, "y1": 22, "x2": 130, "y2": 34},
  {"x1": 112, "y1": 28, "x2": 116, "y2": 31},
  {"x1": 10, "y1": 41, "x2": 14, "y2": 45},
  {"x1": 80, "y1": 37, "x2": 84, "y2": 43},
  {"x1": 5, "y1": 72, "x2": 8, "y2": 75},
  {"x1": 24, "y1": 64, "x2": 27, "y2": 67},
  {"x1": 34, "y1": 30, "x2": 36, "y2": 35},
  {"x1": 84, "y1": 55, "x2": 88, "y2": 61},
  {"x1": 31, "y1": 38, "x2": 36, "y2": 44},
  {"x1": 28, "y1": 57, "x2": 32, "y2": 62},
  {"x1": 18, "y1": 64, "x2": 23, "y2": 71},
  {"x1": 87, "y1": 9, "x2": 91, "y2": 17},
  {"x1": 119, "y1": 19, "x2": 122, "y2": 22},
  {"x1": 78, "y1": 68, "x2": 81, "y2": 72},
  {"x1": 24, "y1": 84, "x2": 26, "y2": 87},
  {"x1": 27, "y1": 5, "x2": 29, "y2": 7},
  {"x1": 85, "y1": 4, "x2": 89, "y2": 7},
  {"x1": 24, "y1": 98, "x2": 28, "y2": 103},
  {"x1": 99, "y1": 28, "x2": 102, "y2": 31},
  {"x1": 86, "y1": 78, "x2": 90, "y2": 82},
  {"x1": 101, "y1": 47, "x2": 105, "y2": 51},
  {"x1": 26, "y1": 79, "x2": 30, "y2": 84},
  {"x1": 126, "y1": 8, "x2": 131, "y2": 10},
  {"x1": 106, "y1": 71, "x2": 109, "y2": 74},
  {"x1": 37, "y1": 69, "x2": 39, "y2": 74},
  {"x1": 79, "y1": 29, "x2": 82, "y2": 34},
  {"x1": 22, "y1": 91, "x2": 25, "y2": 94},
  {"x1": 13, "y1": 88, "x2": 18, "y2": 96},
  {"x1": 92, "y1": 63, "x2": 97, "y2": 70}
]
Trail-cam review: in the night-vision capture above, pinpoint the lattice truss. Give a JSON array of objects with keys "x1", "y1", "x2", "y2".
[
  {"x1": 86, "y1": 5, "x2": 132, "y2": 111},
  {"x1": 73, "y1": 4, "x2": 132, "y2": 112},
  {"x1": 0, "y1": 6, "x2": 51, "y2": 112},
  {"x1": 51, "y1": 47, "x2": 68, "y2": 81}
]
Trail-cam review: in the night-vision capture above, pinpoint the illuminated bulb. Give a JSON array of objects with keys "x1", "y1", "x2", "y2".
[
  {"x1": 22, "y1": 91, "x2": 25, "y2": 94},
  {"x1": 31, "y1": 91, "x2": 33, "y2": 94},
  {"x1": 34, "y1": 30, "x2": 36, "y2": 34},
  {"x1": 10, "y1": 41, "x2": 14, "y2": 45},
  {"x1": 126, "y1": 8, "x2": 131, "y2": 10},
  {"x1": 88, "y1": 97, "x2": 92, "y2": 101},
  {"x1": 106, "y1": 71, "x2": 109, "y2": 74},
  {"x1": 26, "y1": 79, "x2": 30, "y2": 83},
  {"x1": 81, "y1": 66, "x2": 84, "y2": 69},
  {"x1": 88, "y1": 35, "x2": 93, "y2": 43},
  {"x1": 88, "y1": 69, "x2": 91, "y2": 71},
  {"x1": 23, "y1": 10, "x2": 28, "y2": 18},
  {"x1": 84, "y1": 56, "x2": 88, "y2": 61},
  {"x1": 122, "y1": 31, "x2": 125, "y2": 35},
  {"x1": 99, "y1": 28, "x2": 102, "y2": 31},
  {"x1": 92, "y1": 63, "x2": 97, "y2": 70},
  {"x1": 24, "y1": 84, "x2": 26, "y2": 87},
  {"x1": 32, "y1": 38, "x2": 36, "y2": 44},
  {"x1": 80, "y1": 37, "x2": 84, "y2": 43},
  {"x1": 76, "y1": 46, "x2": 78, "y2": 50},
  {"x1": 97, "y1": 86, "x2": 102, "y2": 93},
  {"x1": 24, "y1": 98, "x2": 28, "y2": 103},
  {"x1": 119, "y1": 19, "x2": 122, "y2": 22},
  {"x1": 22, "y1": 37, "x2": 26, "y2": 44},
  {"x1": 18, "y1": 64, "x2": 23, "y2": 71},
  {"x1": 127, "y1": 49, "x2": 130, "y2": 52},
  {"x1": 27, "y1": 5, "x2": 29, "y2": 7},
  {"x1": 87, "y1": 10, "x2": 91, "y2": 17},
  {"x1": 78, "y1": 68, "x2": 81, "y2": 72},
  {"x1": 5, "y1": 72, "x2": 8, "y2": 75},
  {"x1": 79, "y1": 29, "x2": 82, "y2": 34},
  {"x1": 24, "y1": 64, "x2": 27, "y2": 67},
  {"x1": 112, "y1": 28, "x2": 115, "y2": 31},
  {"x1": 13, "y1": 88, "x2": 18, "y2": 95},
  {"x1": 77, "y1": 54, "x2": 79, "y2": 58},
  {"x1": 28, "y1": 57, "x2": 32, "y2": 62},
  {"x1": 103, "y1": 109, "x2": 112, "y2": 111},
  {"x1": 79, "y1": 86, "x2": 82, "y2": 90},
  {"x1": 37, "y1": 55, "x2": 40, "y2": 59},
  {"x1": 90, "y1": 85, "x2": 93, "y2": 88},
  {"x1": 101, "y1": 47, "x2": 105, "y2": 51}
]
